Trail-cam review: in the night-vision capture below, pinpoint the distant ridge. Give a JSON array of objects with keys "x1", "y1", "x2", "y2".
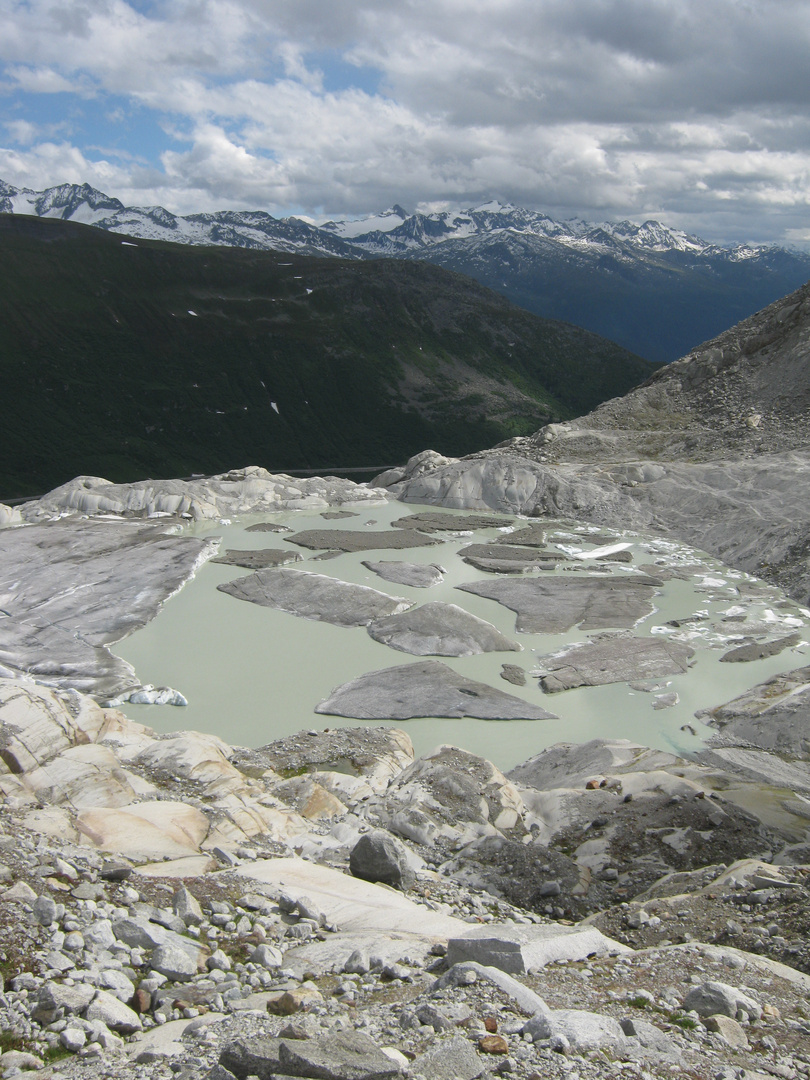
[
  {"x1": 0, "y1": 213, "x2": 653, "y2": 498},
  {"x1": 3, "y1": 180, "x2": 810, "y2": 362}
]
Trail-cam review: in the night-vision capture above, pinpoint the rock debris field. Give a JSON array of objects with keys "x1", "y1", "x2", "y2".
[{"x1": 0, "y1": 468, "x2": 808, "y2": 1080}]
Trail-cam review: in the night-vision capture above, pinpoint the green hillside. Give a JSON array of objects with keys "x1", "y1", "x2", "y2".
[{"x1": 0, "y1": 215, "x2": 656, "y2": 498}]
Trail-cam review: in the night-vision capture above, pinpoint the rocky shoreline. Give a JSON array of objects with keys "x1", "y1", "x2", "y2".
[
  {"x1": 0, "y1": 451, "x2": 808, "y2": 1079},
  {"x1": 1, "y1": 664, "x2": 809, "y2": 1080}
]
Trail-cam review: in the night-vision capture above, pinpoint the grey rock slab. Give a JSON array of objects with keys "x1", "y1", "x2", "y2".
[
  {"x1": 217, "y1": 567, "x2": 414, "y2": 626},
  {"x1": 699, "y1": 665, "x2": 810, "y2": 757},
  {"x1": 350, "y1": 830, "x2": 415, "y2": 891},
  {"x1": 682, "y1": 979, "x2": 762, "y2": 1020},
  {"x1": 410, "y1": 1036, "x2": 484, "y2": 1080},
  {"x1": 367, "y1": 601, "x2": 521, "y2": 656},
  {"x1": 524, "y1": 1009, "x2": 627, "y2": 1053},
  {"x1": 218, "y1": 1037, "x2": 282, "y2": 1079},
  {"x1": 315, "y1": 659, "x2": 557, "y2": 720},
  {"x1": 537, "y1": 637, "x2": 695, "y2": 692},
  {"x1": 456, "y1": 574, "x2": 661, "y2": 633},
  {"x1": 245, "y1": 521, "x2": 292, "y2": 533},
  {"x1": 719, "y1": 632, "x2": 801, "y2": 663},
  {"x1": 85, "y1": 988, "x2": 143, "y2": 1033},
  {"x1": 433, "y1": 962, "x2": 552, "y2": 1018},
  {"x1": 284, "y1": 528, "x2": 441, "y2": 552},
  {"x1": 112, "y1": 915, "x2": 206, "y2": 966},
  {"x1": 695, "y1": 747, "x2": 810, "y2": 795},
  {"x1": 361, "y1": 559, "x2": 445, "y2": 588},
  {"x1": 0, "y1": 517, "x2": 217, "y2": 698},
  {"x1": 391, "y1": 511, "x2": 512, "y2": 531},
  {"x1": 278, "y1": 1030, "x2": 402, "y2": 1080},
  {"x1": 211, "y1": 548, "x2": 302, "y2": 569},
  {"x1": 446, "y1": 923, "x2": 629, "y2": 974},
  {"x1": 150, "y1": 942, "x2": 198, "y2": 981}
]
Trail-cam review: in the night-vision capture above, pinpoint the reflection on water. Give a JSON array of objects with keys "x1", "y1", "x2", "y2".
[{"x1": 113, "y1": 502, "x2": 809, "y2": 772}]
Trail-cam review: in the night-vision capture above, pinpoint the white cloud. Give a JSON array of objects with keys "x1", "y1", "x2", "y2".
[{"x1": 1, "y1": 0, "x2": 809, "y2": 243}]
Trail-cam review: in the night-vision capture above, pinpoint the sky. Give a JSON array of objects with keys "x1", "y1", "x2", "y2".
[{"x1": 1, "y1": 0, "x2": 809, "y2": 247}]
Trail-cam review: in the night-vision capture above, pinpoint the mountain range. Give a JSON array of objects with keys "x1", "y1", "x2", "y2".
[
  {"x1": 0, "y1": 213, "x2": 652, "y2": 499},
  {"x1": 3, "y1": 181, "x2": 809, "y2": 362}
]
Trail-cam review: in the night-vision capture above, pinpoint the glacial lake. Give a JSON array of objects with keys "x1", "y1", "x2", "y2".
[{"x1": 114, "y1": 501, "x2": 810, "y2": 773}]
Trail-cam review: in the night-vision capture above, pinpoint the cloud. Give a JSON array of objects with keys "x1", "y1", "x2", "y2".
[{"x1": 0, "y1": 0, "x2": 809, "y2": 243}]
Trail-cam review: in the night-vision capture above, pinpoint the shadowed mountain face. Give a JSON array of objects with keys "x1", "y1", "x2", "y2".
[
  {"x1": 3, "y1": 181, "x2": 810, "y2": 364},
  {"x1": 508, "y1": 278, "x2": 810, "y2": 465},
  {"x1": 0, "y1": 215, "x2": 654, "y2": 499}
]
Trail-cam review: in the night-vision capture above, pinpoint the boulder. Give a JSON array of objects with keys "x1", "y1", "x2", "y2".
[
  {"x1": 150, "y1": 942, "x2": 198, "y2": 981},
  {"x1": 409, "y1": 1036, "x2": 483, "y2": 1080},
  {"x1": 350, "y1": 830, "x2": 415, "y2": 891},
  {"x1": 524, "y1": 1009, "x2": 627, "y2": 1053},
  {"x1": 682, "y1": 980, "x2": 762, "y2": 1020},
  {"x1": 277, "y1": 1030, "x2": 401, "y2": 1080},
  {"x1": 446, "y1": 923, "x2": 628, "y2": 974},
  {"x1": 85, "y1": 989, "x2": 143, "y2": 1034}
]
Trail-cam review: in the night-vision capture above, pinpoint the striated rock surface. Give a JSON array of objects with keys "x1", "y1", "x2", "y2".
[
  {"x1": 367, "y1": 601, "x2": 521, "y2": 656},
  {"x1": 315, "y1": 660, "x2": 557, "y2": 721},
  {"x1": 361, "y1": 560, "x2": 445, "y2": 588},
  {"x1": 0, "y1": 518, "x2": 216, "y2": 699},
  {"x1": 456, "y1": 574, "x2": 661, "y2": 633},
  {"x1": 217, "y1": 567, "x2": 414, "y2": 627},
  {"x1": 536, "y1": 636, "x2": 695, "y2": 691}
]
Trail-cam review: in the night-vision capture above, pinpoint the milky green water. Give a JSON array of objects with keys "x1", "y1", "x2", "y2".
[{"x1": 113, "y1": 502, "x2": 810, "y2": 773}]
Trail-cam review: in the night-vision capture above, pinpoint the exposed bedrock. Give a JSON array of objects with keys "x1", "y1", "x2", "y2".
[
  {"x1": 381, "y1": 449, "x2": 810, "y2": 604},
  {"x1": 456, "y1": 574, "x2": 661, "y2": 634},
  {"x1": 0, "y1": 518, "x2": 217, "y2": 700},
  {"x1": 315, "y1": 660, "x2": 557, "y2": 720},
  {"x1": 366, "y1": 601, "x2": 521, "y2": 656},
  {"x1": 217, "y1": 567, "x2": 414, "y2": 627}
]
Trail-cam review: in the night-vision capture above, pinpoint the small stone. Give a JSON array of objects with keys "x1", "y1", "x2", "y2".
[
  {"x1": 704, "y1": 1014, "x2": 750, "y2": 1049},
  {"x1": 151, "y1": 942, "x2": 198, "y2": 981},
  {"x1": 207, "y1": 949, "x2": 232, "y2": 972},
  {"x1": 485, "y1": 1016, "x2": 499, "y2": 1033},
  {"x1": 267, "y1": 985, "x2": 324, "y2": 1015},
  {"x1": 33, "y1": 894, "x2": 58, "y2": 925},
  {"x1": 60, "y1": 1026, "x2": 87, "y2": 1052},
  {"x1": 250, "y1": 944, "x2": 283, "y2": 970},
  {"x1": 480, "y1": 1034, "x2": 510, "y2": 1054}
]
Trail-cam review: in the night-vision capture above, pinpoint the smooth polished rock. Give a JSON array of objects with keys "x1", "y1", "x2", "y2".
[
  {"x1": 285, "y1": 528, "x2": 441, "y2": 552},
  {"x1": 719, "y1": 632, "x2": 800, "y2": 663},
  {"x1": 445, "y1": 923, "x2": 628, "y2": 974},
  {"x1": 316, "y1": 660, "x2": 556, "y2": 720},
  {"x1": 0, "y1": 518, "x2": 217, "y2": 698},
  {"x1": 211, "y1": 548, "x2": 302, "y2": 569},
  {"x1": 537, "y1": 637, "x2": 695, "y2": 692},
  {"x1": 456, "y1": 574, "x2": 661, "y2": 633},
  {"x1": 361, "y1": 560, "x2": 445, "y2": 588},
  {"x1": 391, "y1": 511, "x2": 512, "y2": 532},
  {"x1": 218, "y1": 567, "x2": 414, "y2": 626},
  {"x1": 367, "y1": 601, "x2": 521, "y2": 656}
]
